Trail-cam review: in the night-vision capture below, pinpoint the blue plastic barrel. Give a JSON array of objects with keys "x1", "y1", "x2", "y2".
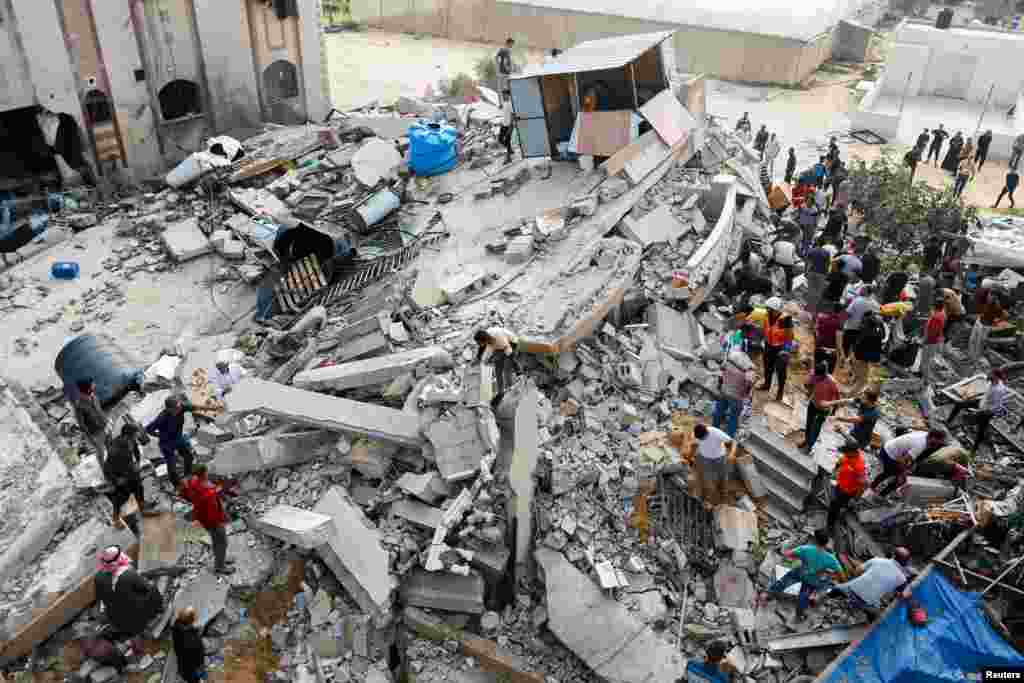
[
  {"x1": 409, "y1": 121, "x2": 458, "y2": 177},
  {"x1": 55, "y1": 334, "x2": 145, "y2": 409},
  {"x1": 52, "y1": 261, "x2": 80, "y2": 280}
]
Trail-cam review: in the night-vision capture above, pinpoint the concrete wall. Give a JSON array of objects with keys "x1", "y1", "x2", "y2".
[
  {"x1": 10, "y1": 0, "x2": 84, "y2": 127},
  {"x1": 889, "y1": 21, "x2": 1024, "y2": 107},
  {"x1": 349, "y1": 0, "x2": 831, "y2": 85},
  {"x1": 193, "y1": 0, "x2": 262, "y2": 132},
  {"x1": 0, "y1": 0, "x2": 37, "y2": 111},
  {"x1": 851, "y1": 75, "x2": 901, "y2": 141}
]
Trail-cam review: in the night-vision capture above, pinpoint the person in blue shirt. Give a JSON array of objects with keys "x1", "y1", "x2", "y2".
[
  {"x1": 813, "y1": 156, "x2": 828, "y2": 188},
  {"x1": 679, "y1": 640, "x2": 736, "y2": 683},
  {"x1": 765, "y1": 529, "x2": 843, "y2": 622},
  {"x1": 146, "y1": 396, "x2": 196, "y2": 489},
  {"x1": 834, "y1": 389, "x2": 880, "y2": 449}
]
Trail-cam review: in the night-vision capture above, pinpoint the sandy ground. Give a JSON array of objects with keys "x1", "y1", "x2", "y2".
[{"x1": 325, "y1": 29, "x2": 544, "y2": 110}]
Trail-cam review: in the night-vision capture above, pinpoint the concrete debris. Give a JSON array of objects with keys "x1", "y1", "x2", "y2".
[
  {"x1": 391, "y1": 498, "x2": 445, "y2": 529},
  {"x1": 396, "y1": 471, "x2": 451, "y2": 504},
  {"x1": 619, "y1": 204, "x2": 687, "y2": 248},
  {"x1": 161, "y1": 217, "x2": 212, "y2": 262},
  {"x1": 351, "y1": 138, "x2": 402, "y2": 187},
  {"x1": 426, "y1": 406, "x2": 496, "y2": 483},
  {"x1": 208, "y1": 430, "x2": 335, "y2": 475},
  {"x1": 292, "y1": 347, "x2": 453, "y2": 392},
  {"x1": 253, "y1": 505, "x2": 335, "y2": 549},
  {"x1": 401, "y1": 569, "x2": 485, "y2": 614},
  {"x1": 535, "y1": 549, "x2": 687, "y2": 682},
  {"x1": 714, "y1": 505, "x2": 758, "y2": 552}
]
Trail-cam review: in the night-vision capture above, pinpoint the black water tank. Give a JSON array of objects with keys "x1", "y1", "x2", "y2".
[
  {"x1": 936, "y1": 7, "x2": 954, "y2": 29},
  {"x1": 54, "y1": 334, "x2": 144, "y2": 410}
]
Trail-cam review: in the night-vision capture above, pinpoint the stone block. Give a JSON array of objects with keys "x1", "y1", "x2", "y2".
[
  {"x1": 505, "y1": 235, "x2": 534, "y2": 264},
  {"x1": 647, "y1": 302, "x2": 702, "y2": 354},
  {"x1": 426, "y1": 407, "x2": 489, "y2": 483},
  {"x1": 161, "y1": 217, "x2": 211, "y2": 262},
  {"x1": 293, "y1": 347, "x2": 453, "y2": 392},
  {"x1": 337, "y1": 331, "x2": 391, "y2": 363},
  {"x1": 224, "y1": 378, "x2": 423, "y2": 447},
  {"x1": 254, "y1": 506, "x2": 335, "y2": 549},
  {"x1": 401, "y1": 569, "x2": 485, "y2": 614},
  {"x1": 314, "y1": 487, "x2": 396, "y2": 616},
  {"x1": 714, "y1": 506, "x2": 758, "y2": 552},
  {"x1": 391, "y1": 499, "x2": 444, "y2": 529},
  {"x1": 618, "y1": 204, "x2": 686, "y2": 248},
  {"x1": 396, "y1": 471, "x2": 450, "y2": 504},
  {"x1": 901, "y1": 476, "x2": 957, "y2": 504},
  {"x1": 209, "y1": 430, "x2": 334, "y2": 476},
  {"x1": 226, "y1": 534, "x2": 276, "y2": 589}
]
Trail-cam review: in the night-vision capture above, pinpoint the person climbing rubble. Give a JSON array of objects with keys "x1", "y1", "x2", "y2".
[
  {"x1": 103, "y1": 422, "x2": 159, "y2": 534},
  {"x1": 680, "y1": 640, "x2": 737, "y2": 682},
  {"x1": 172, "y1": 607, "x2": 208, "y2": 683},
  {"x1": 177, "y1": 464, "x2": 236, "y2": 575},
  {"x1": 146, "y1": 395, "x2": 196, "y2": 489},
  {"x1": 764, "y1": 529, "x2": 843, "y2": 623},
  {"x1": 475, "y1": 325, "x2": 518, "y2": 403},
  {"x1": 757, "y1": 297, "x2": 794, "y2": 402},
  {"x1": 870, "y1": 429, "x2": 949, "y2": 497},
  {"x1": 690, "y1": 422, "x2": 737, "y2": 508},
  {"x1": 833, "y1": 388, "x2": 880, "y2": 450},
  {"x1": 827, "y1": 438, "x2": 868, "y2": 529},
  {"x1": 713, "y1": 347, "x2": 754, "y2": 437},
  {"x1": 947, "y1": 366, "x2": 1010, "y2": 454},
  {"x1": 798, "y1": 361, "x2": 848, "y2": 452},
  {"x1": 94, "y1": 547, "x2": 164, "y2": 652},
  {"x1": 826, "y1": 547, "x2": 914, "y2": 621}
]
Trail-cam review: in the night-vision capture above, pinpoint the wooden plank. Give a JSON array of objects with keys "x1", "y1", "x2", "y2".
[
  {"x1": 602, "y1": 129, "x2": 659, "y2": 178},
  {"x1": 230, "y1": 158, "x2": 287, "y2": 183},
  {"x1": 0, "y1": 544, "x2": 140, "y2": 665}
]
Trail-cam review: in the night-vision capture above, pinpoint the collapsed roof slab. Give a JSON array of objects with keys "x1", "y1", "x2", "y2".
[
  {"x1": 223, "y1": 377, "x2": 423, "y2": 447},
  {"x1": 292, "y1": 346, "x2": 454, "y2": 392}
]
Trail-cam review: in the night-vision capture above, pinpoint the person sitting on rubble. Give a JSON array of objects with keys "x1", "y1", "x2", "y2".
[
  {"x1": 104, "y1": 422, "x2": 159, "y2": 534},
  {"x1": 681, "y1": 640, "x2": 738, "y2": 682},
  {"x1": 474, "y1": 326, "x2": 518, "y2": 404},
  {"x1": 826, "y1": 547, "x2": 914, "y2": 621},
  {"x1": 95, "y1": 546, "x2": 164, "y2": 649},
  {"x1": 691, "y1": 422, "x2": 738, "y2": 509},
  {"x1": 834, "y1": 388, "x2": 880, "y2": 450},
  {"x1": 764, "y1": 529, "x2": 843, "y2": 623},
  {"x1": 209, "y1": 349, "x2": 246, "y2": 400},
  {"x1": 870, "y1": 428, "x2": 949, "y2": 497},
  {"x1": 757, "y1": 297, "x2": 795, "y2": 403},
  {"x1": 947, "y1": 366, "x2": 1010, "y2": 455}
]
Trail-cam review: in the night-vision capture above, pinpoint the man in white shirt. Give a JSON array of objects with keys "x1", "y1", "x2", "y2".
[
  {"x1": 827, "y1": 547, "x2": 913, "y2": 619},
  {"x1": 871, "y1": 429, "x2": 947, "y2": 496},
  {"x1": 209, "y1": 350, "x2": 246, "y2": 400},
  {"x1": 499, "y1": 91, "x2": 514, "y2": 165},
  {"x1": 691, "y1": 423, "x2": 737, "y2": 508},
  {"x1": 475, "y1": 326, "x2": 517, "y2": 403}
]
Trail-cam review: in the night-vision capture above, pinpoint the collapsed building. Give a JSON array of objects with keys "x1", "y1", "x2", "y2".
[{"x1": 1, "y1": 30, "x2": 1024, "y2": 683}]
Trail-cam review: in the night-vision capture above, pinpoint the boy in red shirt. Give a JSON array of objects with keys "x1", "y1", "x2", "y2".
[
  {"x1": 178, "y1": 464, "x2": 235, "y2": 575},
  {"x1": 920, "y1": 299, "x2": 945, "y2": 386}
]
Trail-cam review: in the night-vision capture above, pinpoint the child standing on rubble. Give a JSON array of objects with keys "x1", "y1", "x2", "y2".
[{"x1": 765, "y1": 529, "x2": 843, "y2": 623}]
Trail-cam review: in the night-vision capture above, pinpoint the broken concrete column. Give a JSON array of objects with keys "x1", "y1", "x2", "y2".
[
  {"x1": 209, "y1": 430, "x2": 335, "y2": 476},
  {"x1": 292, "y1": 347, "x2": 453, "y2": 392},
  {"x1": 254, "y1": 506, "x2": 335, "y2": 549},
  {"x1": 426, "y1": 406, "x2": 498, "y2": 483},
  {"x1": 535, "y1": 549, "x2": 687, "y2": 682},
  {"x1": 391, "y1": 499, "x2": 444, "y2": 529},
  {"x1": 224, "y1": 377, "x2": 424, "y2": 447},
  {"x1": 401, "y1": 569, "x2": 485, "y2": 614},
  {"x1": 510, "y1": 381, "x2": 540, "y2": 568},
  {"x1": 314, "y1": 486, "x2": 396, "y2": 617}
]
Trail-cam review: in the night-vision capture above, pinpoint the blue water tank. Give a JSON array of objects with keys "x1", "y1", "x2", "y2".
[
  {"x1": 409, "y1": 121, "x2": 458, "y2": 177},
  {"x1": 55, "y1": 334, "x2": 145, "y2": 409}
]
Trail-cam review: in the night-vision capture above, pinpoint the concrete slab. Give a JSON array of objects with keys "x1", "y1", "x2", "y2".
[
  {"x1": 314, "y1": 486, "x2": 396, "y2": 616},
  {"x1": 161, "y1": 217, "x2": 212, "y2": 262},
  {"x1": 224, "y1": 377, "x2": 423, "y2": 447},
  {"x1": 226, "y1": 533, "x2": 276, "y2": 589},
  {"x1": 510, "y1": 381, "x2": 540, "y2": 567},
  {"x1": 395, "y1": 471, "x2": 450, "y2": 504},
  {"x1": 535, "y1": 549, "x2": 687, "y2": 683},
  {"x1": 139, "y1": 512, "x2": 186, "y2": 573},
  {"x1": 647, "y1": 302, "x2": 703, "y2": 354},
  {"x1": 292, "y1": 347, "x2": 452, "y2": 392},
  {"x1": 427, "y1": 407, "x2": 489, "y2": 483},
  {"x1": 619, "y1": 204, "x2": 686, "y2": 248},
  {"x1": 401, "y1": 569, "x2": 485, "y2": 614},
  {"x1": 391, "y1": 499, "x2": 444, "y2": 529},
  {"x1": 337, "y1": 331, "x2": 391, "y2": 363},
  {"x1": 714, "y1": 506, "x2": 758, "y2": 552},
  {"x1": 172, "y1": 571, "x2": 229, "y2": 632},
  {"x1": 208, "y1": 430, "x2": 335, "y2": 476},
  {"x1": 254, "y1": 505, "x2": 335, "y2": 549}
]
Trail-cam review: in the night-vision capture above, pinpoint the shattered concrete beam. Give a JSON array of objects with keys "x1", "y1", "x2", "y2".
[
  {"x1": 292, "y1": 347, "x2": 453, "y2": 392},
  {"x1": 254, "y1": 505, "x2": 336, "y2": 549},
  {"x1": 391, "y1": 499, "x2": 444, "y2": 529},
  {"x1": 314, "y1": 486, "x2": 396, "y2": 617},
  {"x1": 401, "y1": 569, "x2": 485, "y2": 614},
  {"x1": 224, "y1": 377, "x2": 423, "y2": 447},
  {"x1": 510, "y1": 381, "x2": 540, "y2": 568},
  {"x1": 0, "y1": 545, "x2": 140, "y2": 665},
  {"x1": 208, "y1": 430, "x2": 335, "y2": 476}
]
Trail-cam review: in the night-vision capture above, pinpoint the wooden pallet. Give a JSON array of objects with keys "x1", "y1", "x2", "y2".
[{"x1": 274, "y1": 253, "x2": 328, "y2": 314}]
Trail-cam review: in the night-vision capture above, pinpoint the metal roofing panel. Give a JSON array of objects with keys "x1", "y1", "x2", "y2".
[{"x1": 512, "y1": 30, "x2": 675, "y2": 79}]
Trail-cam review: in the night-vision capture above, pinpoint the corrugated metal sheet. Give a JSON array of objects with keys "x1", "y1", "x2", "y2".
[{"x1": 512, "y1": 30, "x2": 675, "y2": 79}]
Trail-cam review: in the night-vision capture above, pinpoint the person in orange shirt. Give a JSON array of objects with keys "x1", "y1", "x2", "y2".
[
  {"x1": 758, "y1": 297, "x2": 795, "y2": 402},
  {"x1": 828, "y1": 439, "x2": 868, "y2": 529}
]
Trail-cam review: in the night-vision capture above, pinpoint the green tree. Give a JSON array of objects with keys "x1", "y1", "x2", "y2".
[
  {"x1": 322, "y1": 0, "x2": 343, "y2": 23},
  {"x1": 845, "y1": 153, "x2": 977, "y2": 269}
]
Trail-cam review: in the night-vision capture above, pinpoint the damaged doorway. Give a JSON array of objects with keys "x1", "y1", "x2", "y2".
[{"x1": 248, "y1": 0, "x2": 307, "y2": 125}]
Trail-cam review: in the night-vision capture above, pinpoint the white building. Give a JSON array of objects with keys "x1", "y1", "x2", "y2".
[{"x1": 854, "y1": 19, "x2": 1024, "y2": 158}]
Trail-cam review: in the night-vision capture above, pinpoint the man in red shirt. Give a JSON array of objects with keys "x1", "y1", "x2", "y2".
[
  {"x1": 828, "y1": 439, "x2": 867, "y2": 529},
  {"x1": 178, "y1": 465, "x2": 235, "y2": 575},
  {"x1": 799, "y1": 362, "x2": 849, "y2": 451},
  {"x1": 920, "y1": 299, "x2": 945, "y2": 386},
  {"x1": 814, "y1": 302, "x2": 843, "y2": 374}
]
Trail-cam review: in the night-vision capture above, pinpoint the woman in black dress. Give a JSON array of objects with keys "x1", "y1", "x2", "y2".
[{"x1": 942, "y1": 132, "x2": 964, "y2": 174}]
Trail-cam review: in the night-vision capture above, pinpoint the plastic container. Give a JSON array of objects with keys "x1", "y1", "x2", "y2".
[
  {"x1": 165, "y1": 155, "x2": 204, "y2": 188},
  {"x1": 409, "y1": 121, "x2": 458, "y2": 177},
  {"x1": 352, "y1": 187, "x2": 401, "y2": 233},
  {"x1": 51, "y1": 261, "x2": 79, "y2": 280},
  {"x1": 55, "y1": 334, "x2": 145, "y2": 409}
]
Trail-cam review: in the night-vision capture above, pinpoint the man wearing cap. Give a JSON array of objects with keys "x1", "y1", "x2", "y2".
[
  {"x1": 95, "y1": 547, "x2": 164, "y2": 644},
  {"x1": 758, "y1": 297, "x2": 794, "y2": 402},
  {"x1": 828, "y1": 438, "x2": 868, "y2": 528},
  {"x1": 827, "y1": 548, "x2": 914, "y2": 620},
  {"x1": 209, "y1": 350, "x2": 246, "y2": 400},
  {"x1": 871, "y1": 429, "x2": 948, "y2": 497}
]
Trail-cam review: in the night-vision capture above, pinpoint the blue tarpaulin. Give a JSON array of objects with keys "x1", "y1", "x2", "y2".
[{"x1": 823, "y1": 571, "x2": 1024, "y2": 682}]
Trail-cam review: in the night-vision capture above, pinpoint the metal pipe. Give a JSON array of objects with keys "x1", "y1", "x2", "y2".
[
  {"x1": 980, "y1": 555, "x2": 1024, "y2": 597},
  {"x1": 677, "y1": 580, "x2": 689, "y2": 646},
  {"x1": 630, "y1": 63, "x2": 639, "y2": 110}
]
